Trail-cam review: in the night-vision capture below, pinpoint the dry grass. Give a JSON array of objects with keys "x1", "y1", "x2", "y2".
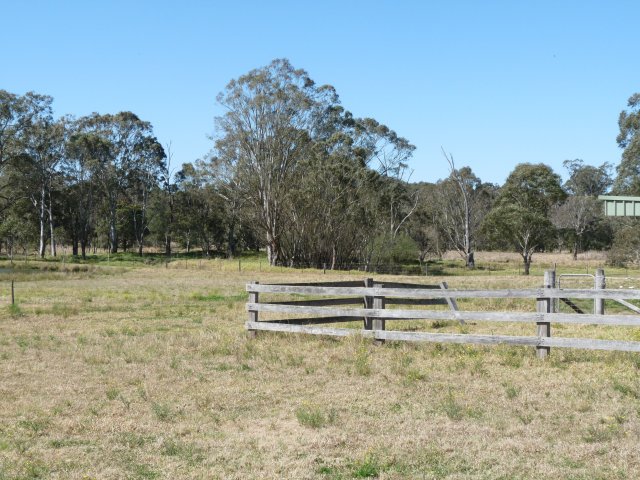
[{"x1": 0, "y1": 258, "x2": 639, "y2": 479}]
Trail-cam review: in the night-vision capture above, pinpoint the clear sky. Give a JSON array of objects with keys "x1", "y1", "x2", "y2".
[{"x1": 2, "y1": 0, "x2": 638, "y2": 185}]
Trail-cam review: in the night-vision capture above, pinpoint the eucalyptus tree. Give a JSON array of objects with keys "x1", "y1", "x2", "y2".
[
  {"x1": 127, "y1": 136, "x2": 166, "y2": 255},
  {"x1": 65, "y1": 127, "x2": 110, "y2": 257},
  {"x1": 213, "y1": 59, "x2": 415, "y2": 266},
  {"x1": 406, "y1": 182, "x2": 446, "y2": 263},
  {"x1": 434, "y1": 152, "x2": 494, "y2": 268},
  {"x1": 483, "y1": 163, "x2": 565, "y2": 274},
  {"x1": 14, "y1": 115, "x2": 66, "y2": 257},
  {"x1": 553, "y1": 159, "x2": 612, "y2": 259},
  {"x1": 214, "y1": 59, "x2": 339, "y2": 265},
  {"x1": 74, "y1": 112, "x2": 165, "y2": 253},
  {"x1": 281, "y1": 104, "x2": 414, "y2": 267},
  {"x1": 552, "y1": 196, "x2": 602, "y2": 260},
  {"x1": 0, "y1": 91, "x2": 53, "y2": 224},
  {"x1": 341, "y1": 115, "x2": 416, "y2": 263},
  {"x1": 173, "y1": 161, "x2": 227, "y2": 255},
  {"x1": 563, "y1": 159, "x2": 612, "y2": 196},
  {"x1": 201, "y1": 154, "x2": 248, "y2": 258},
  {"x1": 614, "y1": 93, "x2": 640, "y2": 194},
  {"x1": 283, "y1": 125, "x2": 370, "y2": 267},
  {"x1": 0, "y1": 94, "x2": 67, "y2": 258},
  {"x1": 147, "y1": 144, "x2": 177, "y2": 256},
  {"x1": 0, "y1": 91, "x2": 52, "y2": 174}
]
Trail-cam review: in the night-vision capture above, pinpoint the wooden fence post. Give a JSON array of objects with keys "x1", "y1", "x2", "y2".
[
  {"x1": 11, "y1": 280, "x2": 15, "y2": 305},
  {"x1": 373, "y1": 283, "x2": 385, "y2": 346},
  {"x1": 247, "y1": 281, "x2": 259, "y2": 338},
  {"x1": 535, "y1": 270, "x2": 555, "y2": 359},
  {"x1": 363, "y1": 278, "x2": 373, "y2": 330},
  {"x1": 440, "y1": 281, "x2": 461, "y2": 324},
  {"x1": 595, "y1": 268, "x2": 605, "y2": 315}
]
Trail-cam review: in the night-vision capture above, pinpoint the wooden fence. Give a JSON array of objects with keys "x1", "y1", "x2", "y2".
[{"x1": 246, "y1": 270, "x2": 640, "y2": 357}]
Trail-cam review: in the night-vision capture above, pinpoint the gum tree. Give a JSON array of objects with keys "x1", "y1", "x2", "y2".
[
  {"x1": 614, "y1": 93, "x2": 640, "y2": 194},
  {"x1": 74, "y1": 112, "x2": 165, "y2": 253},
  {"x1": 483, "y1": 163, "x2": 565, "y2": 274}
]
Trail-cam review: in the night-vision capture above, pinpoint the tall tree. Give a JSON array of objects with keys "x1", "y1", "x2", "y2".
[
  {"x1": 552, "y1": 196, "x2": 602, "y2": 260},
  {"x1": 75, "y1": 112, "x2": 165, "y2": 253},
  {"x1": 214, "y1": 59, "x2": 334, "y2": 265},
  {"x1": 0, "y1": 91, "x2": 53, "y2": 217},
  {"x1": 174, "y1": 161, "x2": 227, "y2": 255},
  {"x1": 434, "y1": 152, "x2": 494, "y2": 268},
  {"x1": 563, "y1": 159, "x2": 612, "y2": 196},
  {"x1": 214, "y1": 59, "x2": 416, "y2": 266},
  {"x1": 554, "y1": 159, "x2": 611, "y2": 260},
  {"x1": 614, "y1": 93, "x2": 640, "y2": 194},
  {"x1": 65, "y1": 127, "x2": 110, "y2": 257},
  {"x1": 14, "y1": 115, "x2": 66, "y2": 257},
  {"x1": 483, "y1": 163, "x2": 565, "y2": 274},
  {"x1": 148, "y1": 143, "x2": 177, "y2": 257}
]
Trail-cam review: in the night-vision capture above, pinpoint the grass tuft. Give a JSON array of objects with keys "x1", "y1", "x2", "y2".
[
  {"x1": 151, "y1": 402, "x2": 177, "y2": 422},
  {"x1": 354, "y1": 343, "x2": 371, "y2": 376},
  {"x1": 7, "y1": 303, "x2": 22, "y2": 317},
  {"x1": 352, "y1": 454, "x2": 382, "y2": 478},
  {"x1": 295, "y1": 403, "x2": 337, "y2": 429}
]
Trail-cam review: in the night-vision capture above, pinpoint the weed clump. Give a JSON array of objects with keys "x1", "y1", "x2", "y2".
[
  {"x1": 8, "y1": 303, "x2": 22, "y2": 317},
  {"x1": 295, "y1": 403, "x2": 337, "y2": 429}
]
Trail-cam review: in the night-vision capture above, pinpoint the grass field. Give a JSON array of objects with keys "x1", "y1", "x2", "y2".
[{"x1": 1, "y1": 252, "x2": 640, "y2": 479}]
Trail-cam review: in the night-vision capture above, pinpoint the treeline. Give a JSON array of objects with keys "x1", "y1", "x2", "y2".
[{"x1": 2, "y1": 60, "x2": 640, "y2": 273}]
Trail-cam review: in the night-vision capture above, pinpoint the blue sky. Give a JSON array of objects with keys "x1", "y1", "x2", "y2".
[{"x1": 2, "y1": 0, "x2": 638, "y2": 185}]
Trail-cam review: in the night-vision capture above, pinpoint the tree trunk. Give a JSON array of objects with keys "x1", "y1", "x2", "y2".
[
  {"x1": 466, "y1": 251, "x2": 475, "y2": 269},
  {"x1": 523, "y1": 255, "x2": 531, "y2": 275},
  {"x1": 109, "y1": 221, "x2": 118, "y2": 253},
  {"x1": 573, "y1": 241, "x2": 578, "y2": 261},
  {"x1": 165, "y1": 235, "x2": 171, "y2": 257},
  {"x1": 109, "y1": 196, "x2": 118, "y2": 253},
  {"x1": 38, "y1": 187, "x2": 47, "y2": 258},
  {"x1": 227, "y1": 222, "x2": 236, "y2": 259},
  {"x1": 48, "y1": 188, "x2": 56, "y2": 257},
  {"x1": 266, "y1": 231, "x2": 279, "y2": 266},
  {"x1": 331, "y1": 244, "x2": 337, "y2": 270}
]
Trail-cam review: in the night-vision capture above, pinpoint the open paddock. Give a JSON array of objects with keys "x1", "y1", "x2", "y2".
[{"x1": 0, "y1": 258, "x2": 639, "y2": 479}]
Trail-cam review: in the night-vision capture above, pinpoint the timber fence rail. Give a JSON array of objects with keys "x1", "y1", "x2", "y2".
[{"x1": 246, "y1": 270, "x2": 640, "y2": 357}]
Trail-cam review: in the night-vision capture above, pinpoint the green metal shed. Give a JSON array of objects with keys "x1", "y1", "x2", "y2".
[{"x1": 598, "y1": 195, "x2": 640, "y2": 217}]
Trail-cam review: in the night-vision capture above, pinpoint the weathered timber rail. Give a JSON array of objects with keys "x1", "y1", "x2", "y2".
[{"x1": 246, "y1": 270, "x2": 640, "y2": 357}]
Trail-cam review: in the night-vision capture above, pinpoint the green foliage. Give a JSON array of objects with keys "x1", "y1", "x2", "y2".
[
  {"x1": 295, "y1": 403, "x2": 337, "y2": 429},
  {"x1": 612, "y1": 380, "x2": 640, "y2": 399},
  {"x1": 8, "y1": 303, "x2": 22, "y2": 317},
  {"x1": 441, "y1": 391, "x2": 465, "y2": 420},
  {"x1": 503, "y1": 383, "x2": 520, "y2": 399},
  {"x1": 482, "y1": 163, "x2": 565, "y2": 273},
  {"x1": 151, "y1": 402, "x2": 176, "y2": 422},
  {"x1": 582, "y1": 419, "x2": 623, "y2": 443},
  {"x1": 106, "y1": 387, "x2": 120, "y2": 400},
  {"x1": 563, "y1": 159, "x2": 612, "y2": 196},
  {"x1": 354, "y1": 344, "x2": 372, "y2": 376},
  {"x1": 608, "y1": 222, "x2": 640, "y2": 267},
  {"x1": 614, "y1": 93, "x2": 640, "y2": 195},
  {"x1": 161, "y1": 438, "x2": 205, "y2": 465},
  {"x1": 352, "y1": 454, "x2": 381, "y2": 478},
  {"x1": 214, "y1": 59, "x2": 415, "y2": 267}
]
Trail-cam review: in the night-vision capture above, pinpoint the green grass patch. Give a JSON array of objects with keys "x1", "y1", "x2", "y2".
[{"x1": 295, "y1": 403, "x2": 337, "y2": 429}]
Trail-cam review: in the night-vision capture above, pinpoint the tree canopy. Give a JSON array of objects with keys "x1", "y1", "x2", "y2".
[
  {"x1": 483, "y1": 163, "x2": 565, "y2": 274},
  {"x1": 2, "y1": 70, "x2": 639, "y2": 270}
]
